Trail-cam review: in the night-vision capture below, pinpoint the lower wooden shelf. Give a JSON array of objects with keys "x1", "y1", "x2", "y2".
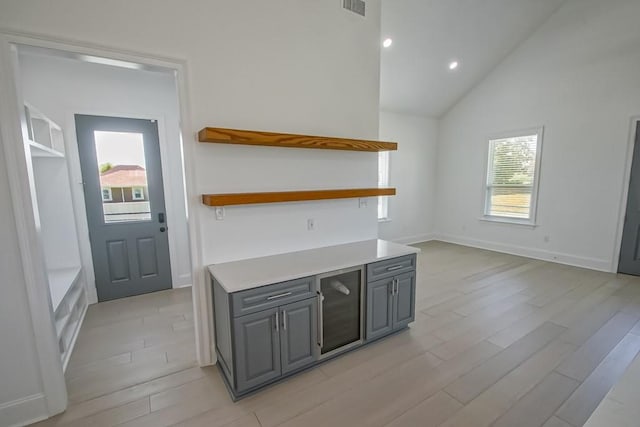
[{"x1": 202, "y1": 188, "x2": 396, "y2": 207}]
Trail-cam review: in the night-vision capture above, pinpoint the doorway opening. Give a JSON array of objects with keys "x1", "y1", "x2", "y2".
[
  {"x1": 7, "y1": 40, "x2": 202, "y2": 411},
  {"x1": 619, "y1": 121, "x2": 640, "y2": 275}
]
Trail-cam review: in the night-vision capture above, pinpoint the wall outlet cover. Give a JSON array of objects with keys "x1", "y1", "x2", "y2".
[{"x1": 215, "y1": 207, "x2": 225, "y2": 220}]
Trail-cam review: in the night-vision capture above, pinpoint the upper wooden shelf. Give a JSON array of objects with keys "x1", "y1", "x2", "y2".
[
  {"x1": 198, "y1": 127, "x2": 397, "y2": 152},
  {"x1": 202, "y1": 188, "x2": 396, "y2": 207}
]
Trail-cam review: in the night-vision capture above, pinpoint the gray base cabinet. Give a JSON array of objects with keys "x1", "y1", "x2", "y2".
[
  {"x1": 393, "y1": 271, "x2": 416, "y2": 330},
  {"x1": 212, "y1": 252, "x2": 416, "y2": 399},
  {"x1": 234, "y1": 307, "x2": 281, "y2": 391},
  {"x1": 366, "y1": 277, "x2": 394, "y2": 341},
  {"x1": 213, "y1": 276, "x2": 318, "y2": 397},
  {"x1": 365, "y1": 261, "x2": 416, "y2": 341},
  {"x1": 280, "y1": 298, "x2": 318, "y2": 374}
]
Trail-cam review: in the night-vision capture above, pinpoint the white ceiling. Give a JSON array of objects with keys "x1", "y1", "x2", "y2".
[{"x1": 380, "y1": 0, "x2": 566, "y2": 117}]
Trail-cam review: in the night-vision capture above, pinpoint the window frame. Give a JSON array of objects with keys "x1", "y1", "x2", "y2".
[
  {"x1": 482, "y1": 127, "x2": 544, "y2": 226},
  {"x1": 101, "y1": 187, "x2": 113, "y2": 202},
  {"x1": 378, "y1": 151, "x2": 390, "y2": 221},
  {"x1": 132, "y1": 186, "x2": 145, "y2": 201}
]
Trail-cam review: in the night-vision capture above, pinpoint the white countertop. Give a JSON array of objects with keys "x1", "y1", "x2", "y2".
[{"x1": 208, "y1": 239, "x2": 420, "y2": 293}]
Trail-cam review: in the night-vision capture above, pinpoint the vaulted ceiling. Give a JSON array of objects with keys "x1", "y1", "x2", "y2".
[{"x1": 380, "y1": 0, "x2": 566, "y2": 117}]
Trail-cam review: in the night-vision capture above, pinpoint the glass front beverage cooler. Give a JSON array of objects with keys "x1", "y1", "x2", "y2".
[{"x1": 316, "y1": 266, "x2": 364, "y2": 359}]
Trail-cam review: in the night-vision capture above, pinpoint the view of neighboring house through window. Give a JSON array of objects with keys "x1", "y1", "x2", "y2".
[
  {"x1": 378, "y1": 151, "x2": 390, "y2": 220},
  {"x1": 95, "y1": 131, "x2": 151, "y2": 223},
  {"x1": 484, "y1": 128, "x2": 543, "y2": 223}
]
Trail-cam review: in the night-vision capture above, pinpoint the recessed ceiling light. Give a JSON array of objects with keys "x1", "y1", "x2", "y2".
[
  {"x1": 383, "y1": 38, "x2": 393, "y2": 48},
  {"x1": 449, "y1": 61, "x2": 459, "y2": 70}
]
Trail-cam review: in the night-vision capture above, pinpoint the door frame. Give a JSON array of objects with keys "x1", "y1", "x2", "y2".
[
  {"x1": 65, "y1": 109, "x2": 185, "y2": 303},
  {"x1": 613, "y1": 115, "x2": 640, "y2": 272},
  {"x1": 0, "y1": 29, "x2": 211, "y2": 418}
]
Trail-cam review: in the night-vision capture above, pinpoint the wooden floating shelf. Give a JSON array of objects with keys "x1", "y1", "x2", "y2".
[
  {"x1": 198, "y1": 127, "x2": 397, "y2": 152},
  {"x1": 202, "y1": 188, "x2": 396, "y2": 207}
]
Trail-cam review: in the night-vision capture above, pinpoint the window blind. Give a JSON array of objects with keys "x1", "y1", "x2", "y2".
[{"x1": 486, "y1": 134, "x2": 538, "y2": 219}]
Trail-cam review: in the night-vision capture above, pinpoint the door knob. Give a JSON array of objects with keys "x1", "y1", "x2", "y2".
[{"x1": 160, "y1": 227, "x2": 166, "y2": 232}]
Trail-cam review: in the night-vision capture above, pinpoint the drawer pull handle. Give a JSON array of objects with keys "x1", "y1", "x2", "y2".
[
  {"x1": 387, "y1": 265, "x2": 404, "y2": 271},
  {"x1": 267, "y1": 292, "x2": 293, "y2": 300}
]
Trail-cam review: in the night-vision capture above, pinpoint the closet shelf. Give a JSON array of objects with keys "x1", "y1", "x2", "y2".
[
  {"x1": 48, "y1": 267, "x2": 81, "y2": 313},
  {"x1": 28, "y1": 140, "x2": 64, "y2": 158},
  {"x1": 198, "y1": 127, "x2": 398, "y2": 152},
  {"x1": 202, "y1": 188, "x2": 396, "y2": 207}
]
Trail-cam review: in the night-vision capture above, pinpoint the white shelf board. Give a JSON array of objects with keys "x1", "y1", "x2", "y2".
[
  {"x1": 48, "y1": 267, "x2": 81, "y2": 312},
  {"x1": 28, "y1": 139, "x2": 64, "y2": 158},
  {"x1": 55, "y1": 312, "x2": 71, "y2": 337},
  {"x1": 54, "y1": 286, "x2": 84, "y2": 336}
]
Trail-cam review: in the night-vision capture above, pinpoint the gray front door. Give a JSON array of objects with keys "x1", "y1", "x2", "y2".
[
  {"x1": 75, "y1": 115, "x2": 172, "y2": 301},
  {"x1": 620, "y1": 122, "x2": 640, "y2": 275}
]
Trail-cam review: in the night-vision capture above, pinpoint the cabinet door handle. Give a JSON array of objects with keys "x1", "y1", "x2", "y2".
[
  {"x1": 389, "y1": 281, "x2": 394, "y2": 295},
  {"x1": 387, "y1": 265, "x2": 404, "y2": 272},
  {"x1": 282, "y1": 310, "x2": 287, "y2": 330},
  {"x1": 317, "y1": 292, "x2": 324, "y2": 348},
  {"x1": 267, "y1": 292, "x2": 292, "y2": 300},
  {"x1": 275, "y1": 311, "x2": 279, "y2": 332},
  {"x1": 394, "y1": 279, "x2": 399, "y2": 295}
]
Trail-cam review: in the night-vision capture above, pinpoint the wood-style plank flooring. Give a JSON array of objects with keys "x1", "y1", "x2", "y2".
[{"x1": 34, "y1": 241, "x2": 640, "y2": 427}]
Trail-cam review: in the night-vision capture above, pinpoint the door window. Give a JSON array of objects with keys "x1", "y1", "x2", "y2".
[{"x1": 94, "y1": 131, "x2": 151, "y2": 223}]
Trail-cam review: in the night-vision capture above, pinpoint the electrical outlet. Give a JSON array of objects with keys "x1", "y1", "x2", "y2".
[
  {"x1": 215, "y1": 207, "x2": 225, "y2": 220},
  {"x1": 307, "y1": 219, "x2": 315, "y2": 231},
  {"x1": 359, "y1": 198, "x2": 368, "y2": 208}
]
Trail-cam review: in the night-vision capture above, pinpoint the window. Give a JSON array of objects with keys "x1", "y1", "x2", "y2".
[
  {"x1": 484, "y1": 128, "x2": 543, "y2": 223},
  {"x1": 102, "y1": 187, "x2": 112, "y2": 202},
  {"x1": 378, "y1": 151, "x2": 390, "y2": 220},
  {"x1": 132, "y1": 187, "x2": 144, "y2": 201}
]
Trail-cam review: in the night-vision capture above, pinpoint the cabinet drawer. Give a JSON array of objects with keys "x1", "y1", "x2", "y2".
[
  {"x1": 231, "y1": 276, "x2": 315, "y2": 317},
  {"x1": 367, "y1": 254, "x2": 416, "y2": 282}
]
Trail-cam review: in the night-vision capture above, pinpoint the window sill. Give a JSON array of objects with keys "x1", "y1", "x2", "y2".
[
  {"x1": 378, "y1": 218, "x2": 392, "y2": 223},
  {"x1": 478, "y1": 216, "x2": 537, "y2": 228}
]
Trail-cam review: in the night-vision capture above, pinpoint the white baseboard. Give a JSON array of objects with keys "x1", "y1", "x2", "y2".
[
  {"x1": 434, "y1": 233, "x2": 613, "y2": 272},
  {"x1": 0, "y1": 393, "x2": 48, "y2": 427},
  {"x1": 173, "y1": 273, "x2": 193, "y2": 289},
  {"x1": 391, "y1": 233, "x2": 437, "y2": 245}
]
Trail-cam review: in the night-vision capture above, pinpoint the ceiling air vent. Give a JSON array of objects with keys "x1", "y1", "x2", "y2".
[{"x1": 343, "y1": 0, "x2": 365, "y2": 17}]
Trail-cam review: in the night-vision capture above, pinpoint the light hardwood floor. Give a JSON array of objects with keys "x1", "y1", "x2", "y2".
[{"x1": 34, "y1": 241, "x2": 640, "y2": 427}]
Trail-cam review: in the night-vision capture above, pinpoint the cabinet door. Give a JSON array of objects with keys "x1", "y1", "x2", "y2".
[
  {"x1": 393, "y1": 271, "x2": 416, "y2": 330},
  {"x1": 366, "y1": 277, "x2": 394, "y2": 341},
  {"x1": 280, "y1": 298, "x2": 317, "y2": 375},
  {"x1": 233, "y1": 307, "x2": 281, "y2": 392}
]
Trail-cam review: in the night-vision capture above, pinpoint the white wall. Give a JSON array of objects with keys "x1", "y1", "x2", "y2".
[
  {"x1": 379, "y1": 111, "x2": 438, "y2": 243},
  {"x1": 435, "y1": 0, "x2": 640, "y2": 272},
  {"x1": 0, "y1": 2, "x2": 381, "y2": 424},
  {"x1": 0, "y1": 145, "x2": 48, "y2": 426},
  {"x1": 18, "y1": 51, "x2": 192, "y2": 290},
  {"x1": 0, "y1": 0, "x2": 381, "y2": 263}
]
